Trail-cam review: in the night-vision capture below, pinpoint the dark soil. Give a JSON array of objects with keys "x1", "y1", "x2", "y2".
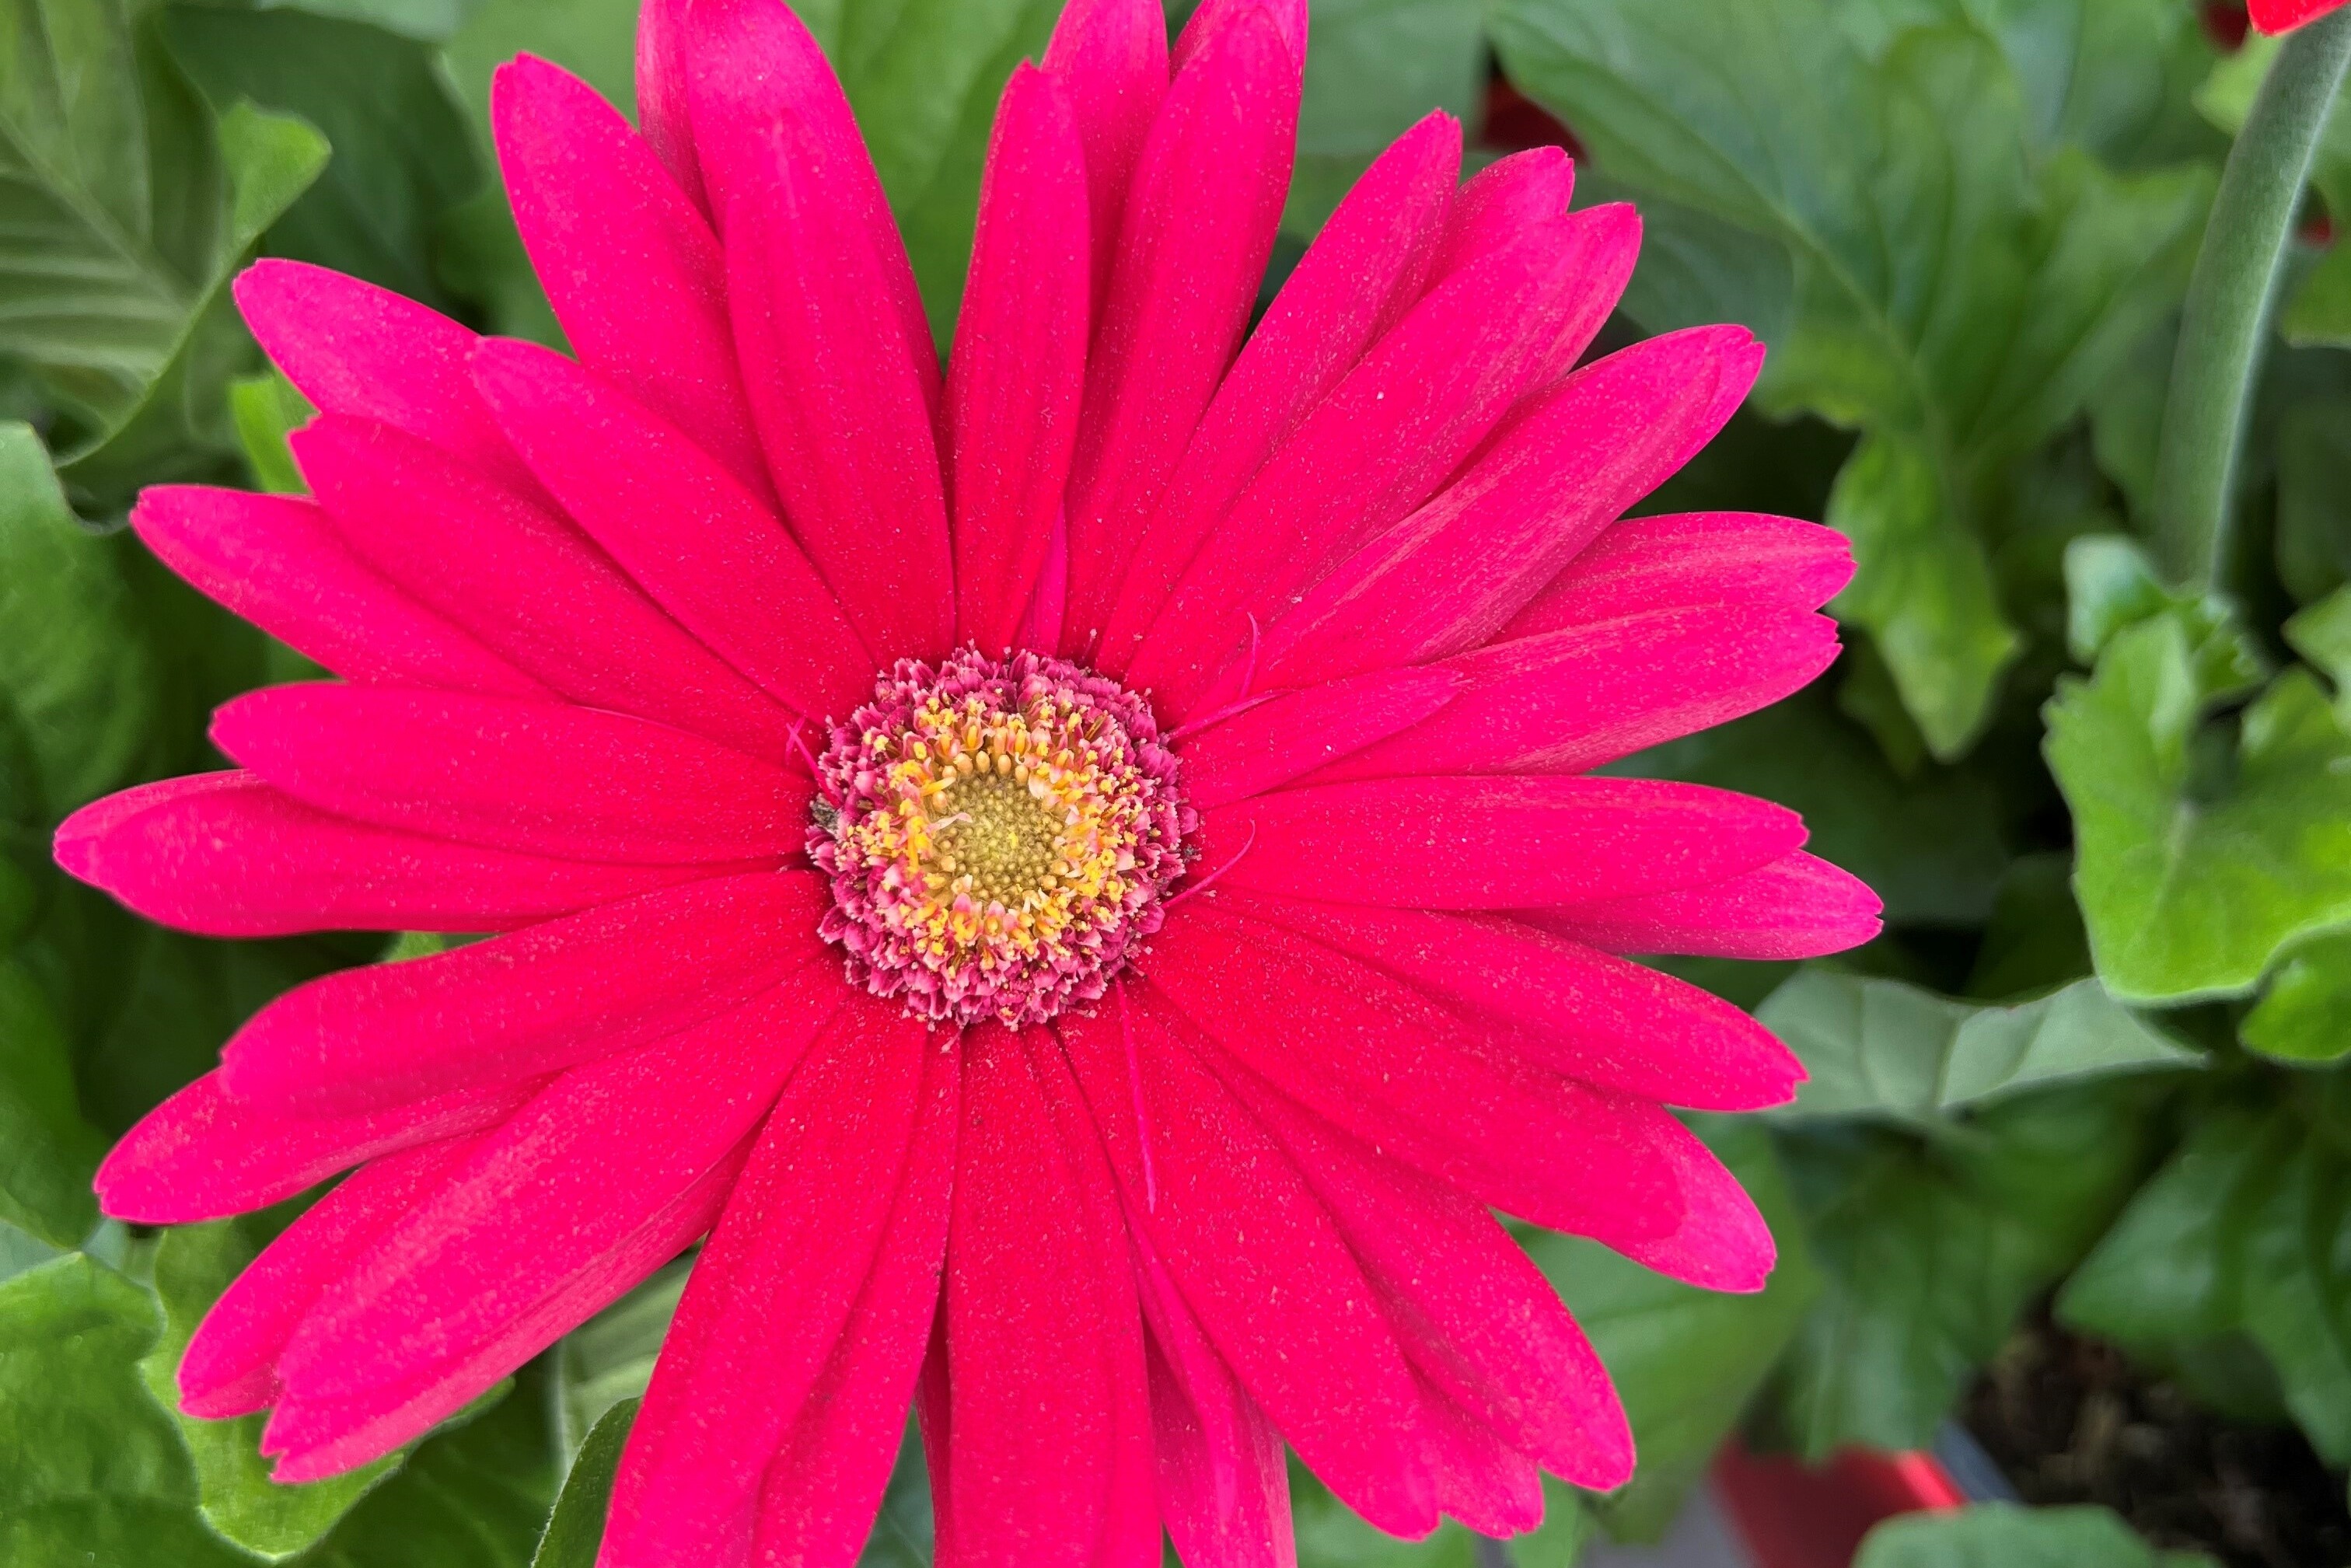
[{"x1": 1964, "y1": 1317, "x2": 2351, "y2": 1568}]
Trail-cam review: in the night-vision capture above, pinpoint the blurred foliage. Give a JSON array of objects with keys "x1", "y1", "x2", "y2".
[{"x1": 0, "y1": 0, "x2": 2348, "y2": 1566}]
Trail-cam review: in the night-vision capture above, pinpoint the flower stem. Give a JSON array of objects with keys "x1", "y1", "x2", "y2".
[{"x1": 2153, "y1": 9, "x2": 2351, "y2": 591}]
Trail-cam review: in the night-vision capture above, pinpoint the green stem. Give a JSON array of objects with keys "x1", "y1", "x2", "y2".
[{"x1": 2153, "y1": 9, "x2": 2351, "y2": 590}]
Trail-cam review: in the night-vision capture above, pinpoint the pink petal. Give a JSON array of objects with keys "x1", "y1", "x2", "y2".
[
  {"x1": 56, "y1": 772, "x2": 742, "y2": 938},
  {"x1": 1059, "y1": 5, "x2": 1297, "y2": 655},
  {"x1": 94, "y1": 1070, "x2": 533, "y2": 1224},
  {"x1": 130, "y1": 487, "x2": 543, "y2": 699},
  {"x1": 264, "y1": 1138, "x2": 745, "y2": 1480},
  {"x1": 1197, "y1": 774, "x2": 1807, "y2": 910},
  {"x1": 1502, "y1": 512, "x2": 1857, "y2": 640},
  {"x1": 290, "y1": 414, "x2": 798, "y2": 759},
  {"x1": 492, "y1": 56, "x2": 771, "y2": 505},
  {"x1": 1259, "y1": 319, "x2": 1758, "y2": 689},
  {"x1": 218, "y1": 872, "x2": 830, "y2": 1117},
  {"x1": 1610, "y1": 1117, "x2": 1777, "y2": 1293},
  {"x1": 603, "y1": 997, "x2": 931, "y2": 1568},
  {"x1": 1177, "y1": 666, "x2": 1462, "y2": 811},
  {"x1": 1414, "y1": 1382, "x2": 1546, "y2": 1536},
  {"x1": 1125, "y1": 210, "x2": 1629, "y2": 718},
  {"x1": 1176, "y1": 0, "x2": 1306, "y2": 71},
  {"x1": 1057, "y1": 994, "x2": 1438, "y2": 1538},
  {"x1": 472, "y1": 337, "x2": 874, "y2": 719},
  {"x1": 179, "y1": 1133, "x2": 485, "y2": 1419},
  {"x1": 941, "y1": 1025, "x2": 1155, "y2": 1566},
  {"x1": 724, "y1": 121, "x2": 952, "y2": 665},
  {"x1": 948, "y1": 65, "x2": 1092, "y2": 653},
  {"x1": 679, "y1": 0, "x2": 939, "y2": 414},
  {"x1": 1093, "y1": 112, "x2": 1459, "y2": 673},
  {"x1": 635, "y1": 0, "x2": 704, "y2": 209},
  {"x1": 231, "y1": 260, "x2": 540, "y2": 497},
  {"x1": 1429, "y1": 148, "x2": 1574, "y2": 281},
  {"x1": 1225, "y1": 894, "x2": 1804, "y2": 1113},
  {"x1": 747, "y1": 1033, "x2": 961, "y2": 1568},
  {"x1": 1231, "y1": 1077, "x2": 1634, "y2": 1490},
  {"x1": 1041, "y1": 0, "x2": 1169, "y2": 308},
  {"x1": 1528, "y1": 851, "x2": 1884, "y2": 962},
  {"x1": 273, "y1": 990, "x2": 830, "y2": 1417},
  {"x1": 1141, "y1": 908, "x2": 1687, "y2": 1248},
  {"x1": 1305, "y1": 608, "x2": 1841, "y2": 783}
]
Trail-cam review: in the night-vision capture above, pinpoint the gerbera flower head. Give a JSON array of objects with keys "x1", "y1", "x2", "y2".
[{"x1": 58, "y1": 0, "x2": 1881, "y2": 1560}]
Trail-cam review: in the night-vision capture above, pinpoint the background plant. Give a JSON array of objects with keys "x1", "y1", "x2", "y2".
[{"x1": 2, "y1": 1, "x2": 2346, "y2": 1565}]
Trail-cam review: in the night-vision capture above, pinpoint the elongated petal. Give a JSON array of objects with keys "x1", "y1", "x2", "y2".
[
  {"x1": 493, "y1": 56, "x2": 771, "y2": 503},
  {"x1": 1225, "y1": 894, "x2": 1803, "y2": 1112},
  {"x1": 725, "y1": 123, "x2": 952, "y2": 663},
  {"x1": 1414, "y1": 1382, "x2": 1545, "y2": 1536},
  {"x1": 1095, "y1": 113, "x2": 1458, "y2": 670},
  {"x1": 635, "y1": 0, "x2": 704, "y2": 208},
  {"x1": 1199, "y1": 774, "x2": 1806, "y2": 910},
  {"x1": 943, "y1": 1025, "x2": 1156, "y2": 1566},
  {"x1": 1308, "y1": 609, "x2": 1840, "y2": 783},
  {"x1": 1141, "y1": 907, "x2": 1686, "y2": 1247},
  {"x1": 95, "y1": 1071, "x2": 532, "y2": 1224},
  {"x1": 1177, "y1": 667, "x2": 1460, "y2": 811},
  {"x1": 219, "y1": 873, "x2": 830, "y2": 1116},
  {"x1": 1429, "y1": 147, "x2": 1573, "y2": 281},
  {"x1": 232, "y1": 260, "x2": 540, "y2": 497},
  {"x1": 1057, "y1": 994, "x2": 1438, "y2": 1538},
  {"x1": 1612, "y1": 1116, "x2": 1776, "y2": 1293},
  {"x1": 1502, "y1": 512, "x2": 1857, "y2": 639},
  {"x1": 748, "y1": 1033, "x2": 960, "y2": 1568},
  {"x1": 131, "y1": 487, "x2": 543, "y2": 699},
  {"x1": 473, "y1": 337, "x2": 873, "y2": 718},
  {"x1": 291, "y1": 414, "x2": 797, "y2": 758},
  {"x1": 180, "y1": 1134, "x2": 484, "y2": 1418},
  {"x1": 56, "y1": 773, "x2": 740, "y2": 938},
  {"x1": 1528, "y1": 851, "x2": 1883, "y2": 961},
  {"x1": 264, "y1": 1140, "x2": 745, "y2": 1480},
  {"x1": 1228, "y1": 1077, "x2": 1633, "y2": 1489},
  {"x1": 1176, "y1": 0, "x2": 1305, "y2": 70},
  {"x1": 1127, "y1": 213, "x2": 1619, "y2": 717},
  {"x1": 1259, "y1": 320, "x2": 1755, "y2": 688},
  {"x1": 949, "y1": 66, "x2": 1092, "y2": 652},
  {"x1": 680, "y1": 0, "x2": 938, "y2": 413},
  {"x1": 1060, "y1": 5, "x2": 1296, "y2": 653},
  {"x1": 1041, "y1": 0, "x2": 1168, "y2": 305},
  {"x1": 603, "y1": 997, "x2": 928, "y2": 1568}
]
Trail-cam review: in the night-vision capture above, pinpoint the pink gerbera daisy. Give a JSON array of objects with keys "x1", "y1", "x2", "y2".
[{"x1": 59, "y1": 0, "x2": 1879, "y2": 1560}]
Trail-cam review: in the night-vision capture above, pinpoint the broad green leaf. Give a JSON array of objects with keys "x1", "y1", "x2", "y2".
[
  {"x1": 2059, "y1": 1105, "x2": 2351, "y2": 1465},
  {"x1": 1759, "y1": 969, "x2": 2196, "y2": 1126},
  {"x1": 529, "y1": 1398, "x2": 634, "y2": 1568},
  {"x1": 2284, "y1": 585, "x2": 2351, "y2": 726},
  {"x1": 1856, "y1": 1502, "x2": 2215, "y2": 1568},
  {"x1": 163, "y1": 5, "x2": 485, "y2": 312},
  {"x1": 0, "y1": 959, "x2": 105, "y2": 1246},
  {"x1": 443, "y1": 0, "x2": 638, "y2": 130},
  {"x1": 2048, "y1": 611, "x2": 2351, "y2": 1001},
  {"x1": 0, "y1": 1252, "x2": 251, "y2": 1566},
  {"x1": 2240, "y1": 931, "x2": 2351, "y2": 1064},
  {"x1": 1761, "y1": 1079, "x2": 2163, "y2": 1458},
  {"x1": 554, "y1": 1256, "x2": 685, "y2": 1451},
  {"x1": 433, "y1": 184, "x2": 565, "y2": 348},
  {"x1": 141, "y1": 1219, "x2": 397, "y2": 1558},
  {"x1": 1923, "y1": 0, "x2": 2213, "y2": 168},
  {"x1": 0, "y1": 421, "x2": 154, "y2": 815},
  {"x1": 229, "y1": 369, "x2": 309, "y2": 493},
  {"x1": 2061, "y1": 533, "x2": 2265, "y2": 700},
  {"x1": 1490, "y1": 0, "x2": 2211, "y2": 757},
  {"x1": 1284, "y1": 0, "x2": 1484, "y2": 236},
  {"x1": 1521, "y1": 1120, "x2": 1818, "y2": 1540},
  {"x1": 283, "y1": 0, "x2": 485, "y2": 41}
]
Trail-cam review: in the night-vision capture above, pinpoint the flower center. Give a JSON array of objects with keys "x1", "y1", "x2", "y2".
[{"x1": 811, "y1": 648, "x2": 1192, "y2": 1028}]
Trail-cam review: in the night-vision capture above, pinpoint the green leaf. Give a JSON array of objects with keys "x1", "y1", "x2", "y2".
[
  {"x1": 1284, "y1": 0, "x2": 1484, "y2": 236},
  {"x1": 554, "y1": 1257, "x2": 685, "y2": 1451},
  {"x1": 1521, "y1": 1120, "x2": 1818, "y2": 1541},
  {"x1": 1489, "y1": 0, "x2": 2211, "y2": 758},
  {"x1": 2283, "y1": 239, "x2": 2351, "y2": 349},
  {"x1": 1761, "y1": 1078, "x2": 2164, "y2": 1458},
  {"x1": 1965, "y1": 851, "x2": 2092, "y2": 999},
  {"x1": 2241, "y1": 930, "x2": 2351, "y2": 1064},
  {"x1": 529, "y1": 1398, "x2": 634, "y2": 1568},
  {"x1": 0, "y1": 1252, "x2": 252, "y2": 1566},
  {"x1": 141, "y1": 1219, "x2": 398, "y2": 1558},
  {"x1": 442, "y1": 0, "x2": 638, "y2": 131},
  {"x1": 162, "y1": 5, "x2": 486, "y2": 312},
  {"x1": 2059, "y1": 1104, "x2": 2351, "y2": 1465},
  {"x1": 2284, "y1": 583, "x2": 2351, "y2": 725},
  {"x1": 854, "y1": 1422, "x2": 937, "y2": 1568},
  {"x1": 1759, "y1": 969, "x2": 2197, "y2": 1126},
  {"x1": 1855, "y1": 1502, "x2": 2215, "y2": 1568},
  {"x1": 2061, "y1": 533, "x2": 2265, "y2": 700},
  {"x1": 2049, "y1": 610, "x2": 2351, "y2": 1002},
  {"x1": 229, "y1": 369, "x2": 309, "y2": 494},
  {"x1": 0, "y1": 959, "x2": 106, "y2": 1247}
]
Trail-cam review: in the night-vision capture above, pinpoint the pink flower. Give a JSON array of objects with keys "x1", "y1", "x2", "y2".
[{"x1": 58, "y1": 0, "x2": 1878, "y2": 1560}]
